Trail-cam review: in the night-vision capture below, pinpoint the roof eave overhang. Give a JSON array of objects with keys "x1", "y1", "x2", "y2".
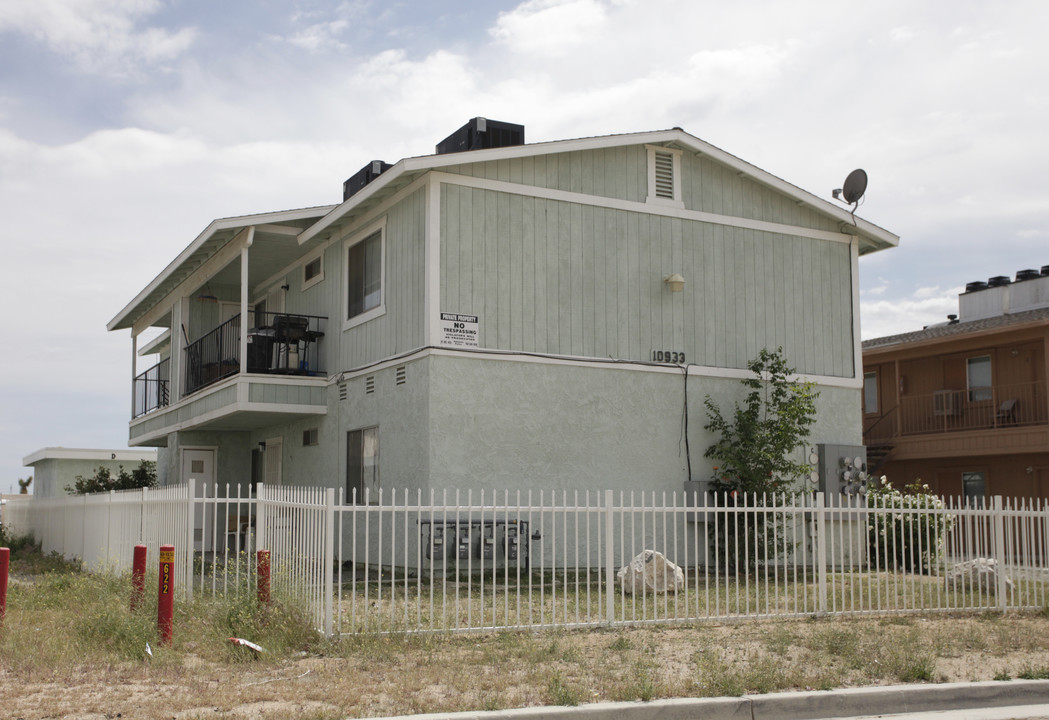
[
  {"x1": 107, "y1": 205, "x2": 336, "y2": 332},
  {"x1": 863, "y1": 315, "x2": 1049, "y2": 358}
]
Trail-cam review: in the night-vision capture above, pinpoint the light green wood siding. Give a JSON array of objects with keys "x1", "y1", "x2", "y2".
[
  {"x1": 445, "y1": 146, "x2": 843, "y2": 235},
  {"x1": 440, "y1": 184, "x2": 855, "y2": 377},
  {"x1": 248, "y1": 382, "x2": 326, "y2": 405},
  {"x1": 335, "y1": 187, "x2": 427, "y2": 371}
]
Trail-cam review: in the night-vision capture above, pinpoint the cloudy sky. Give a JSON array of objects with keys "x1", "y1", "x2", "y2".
[{"x1": 2, "y1": 0, "x2": 1048, "y2": 493}]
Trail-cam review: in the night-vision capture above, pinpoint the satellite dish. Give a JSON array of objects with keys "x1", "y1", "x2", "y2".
[{"x1": 841, "y1": 169, "x2": 867, "y2": 204}]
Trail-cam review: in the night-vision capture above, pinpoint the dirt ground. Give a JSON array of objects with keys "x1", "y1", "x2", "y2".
[{"x1": 3, "y1": 614, "x2": 1049, "y2": 720}]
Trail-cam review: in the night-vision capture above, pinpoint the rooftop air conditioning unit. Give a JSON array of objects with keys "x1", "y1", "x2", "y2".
[
  {"x1": 933, "y1": 390, "x2": 961, "y2": 417},
  {"x1": 343, "y1": 160, "x2": 392, "y2": 201},
  {"x1": 436, "y1": 117, "x2": 525, "y2": 155}
]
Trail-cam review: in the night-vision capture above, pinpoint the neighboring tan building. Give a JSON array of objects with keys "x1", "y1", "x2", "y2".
[
  {"x1": 108, "y1": 119, "x2": 898, "y2": 501},
  {"x1": 862, "y1": 267, "x2": 1049, "y2": 500}
]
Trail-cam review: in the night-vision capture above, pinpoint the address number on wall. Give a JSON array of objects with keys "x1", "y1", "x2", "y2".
[{"x1": 651, "y1": 350, "x2": 686, "y2": 364}]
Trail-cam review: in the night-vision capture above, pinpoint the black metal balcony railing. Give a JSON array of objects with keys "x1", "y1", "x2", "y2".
[
  {"x1": 181, "y1": 312, "x2": 326, "y2": 398},
  {"x1": 133, "y1": 357, "x2": 170, "y2": 418},
  {"x1": 184, "y1": 314, "x2": 242, "y2": 397}
]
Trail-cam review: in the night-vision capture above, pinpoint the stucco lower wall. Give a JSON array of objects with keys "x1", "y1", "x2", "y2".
[{"x1": 425, "y1": 354, "x2": 861, "y2": 495}]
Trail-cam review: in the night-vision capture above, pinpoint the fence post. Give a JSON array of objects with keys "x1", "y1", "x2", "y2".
[
  {"x1": 324, "y1": 487, "x2": 335, "y2": 638},
  {"x1": 256, "y1": 483, "x2": 267, "y2": 553},
  {"x1": 185, "y1": 478, "x2": 195, "y2": 601},
  {"x1": 0, "y1": 546, "x2": 9, "y2": 631},
  {"x1": 107, "y1": 490, "x2": 115, "y2": 569},
  {"x1": 815, "y1": 492, "x2": 828, "y2": 615},
  {"x1": 992, "y1": 495, "x2": 1008, "y2": 612},
  {"x1": 604, "y1": 489, "x2": 615, "y2": 625}
]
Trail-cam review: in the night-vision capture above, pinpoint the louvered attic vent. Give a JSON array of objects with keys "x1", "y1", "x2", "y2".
[{"x1": 653, "y1": 151, "x2": 675, "y2": 199}]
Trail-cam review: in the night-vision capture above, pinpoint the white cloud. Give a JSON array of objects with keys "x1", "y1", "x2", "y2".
[
  {"x1": 860, "y1": 289, "x2": 962, "y2": 341},
  {"x1": 490, "y1": 0, "x2": 610, "y2": 57},
  {"x1": 0, "y1": 0, "x2": 196, "y2": 74}
]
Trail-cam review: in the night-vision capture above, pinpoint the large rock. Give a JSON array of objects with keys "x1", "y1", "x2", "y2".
[
  {"x1": 616, "y1": 550, "x2": 684, "y2": 594},
  {"x1": 945, "y1": 558, "x2": 1015, "y2": 593}
]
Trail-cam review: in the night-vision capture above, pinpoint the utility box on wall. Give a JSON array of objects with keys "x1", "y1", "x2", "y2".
[{"x1": 815, "y1": 444, "x2": 870, "y2": 500}]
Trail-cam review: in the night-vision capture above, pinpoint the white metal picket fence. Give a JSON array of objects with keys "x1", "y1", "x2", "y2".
[{"x1": 4, "y1": 485, "x2": 1048, "y2": 637}]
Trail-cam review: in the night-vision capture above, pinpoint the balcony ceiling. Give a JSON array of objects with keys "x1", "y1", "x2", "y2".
[{"x1": 108, "y1": 206, "x2": 336, "y2": 332}]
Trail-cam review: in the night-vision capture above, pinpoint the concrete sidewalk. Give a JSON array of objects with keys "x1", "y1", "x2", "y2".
[{"x1": 386, "y1": 680, "x2": 1049, "y2": 720}]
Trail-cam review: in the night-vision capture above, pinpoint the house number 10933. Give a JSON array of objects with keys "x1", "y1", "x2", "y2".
[{"x1": 652, "y1": 350, "x2": 685, "y2": 364}]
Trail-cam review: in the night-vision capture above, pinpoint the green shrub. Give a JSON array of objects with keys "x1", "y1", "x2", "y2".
[{"x1": 867, "y1": 477, "x2": 952, "y2": 574}]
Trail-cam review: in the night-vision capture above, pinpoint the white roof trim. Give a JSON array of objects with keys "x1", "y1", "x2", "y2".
[{"x1": 24, "y1": 447, "x2": 158, "y2": 466}]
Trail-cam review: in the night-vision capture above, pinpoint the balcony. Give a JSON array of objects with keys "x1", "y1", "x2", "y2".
[
  {"x1": 129, "y1": 312, "x2": 328, "y2": 445},
  {"x1": 864, "y1": 380, "x2": 1048, "y2": 445},
  {"x1": 133, "y1": 357, "x2": 170, "y2": 418},
  {"x1": 899, "y1": 380, "x2": 1047, "y2": 435},
  {"x1": 182, "y1": 312, "x2": 326, "y2": 397}
]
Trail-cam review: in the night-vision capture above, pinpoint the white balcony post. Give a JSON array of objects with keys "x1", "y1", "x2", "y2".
[
  {"x1": 239, "y1": 228, "x2": 254, "y2": 376},
  {"x1": 130, "y1": 332, "x2": 138, "y2": 418}
]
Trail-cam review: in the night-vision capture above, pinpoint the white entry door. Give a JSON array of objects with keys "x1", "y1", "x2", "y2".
[{"x1": 183, "y1": 448, "x2": 216, "y2": 552}]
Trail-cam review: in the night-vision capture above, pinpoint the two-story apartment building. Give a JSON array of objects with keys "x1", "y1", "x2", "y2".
[
  {"x1": 862, "y1": 267, "x2": 1049, "y2": 500},
  {"x1": 108, "y1": 119, "x2": 898, "y2": 502}
]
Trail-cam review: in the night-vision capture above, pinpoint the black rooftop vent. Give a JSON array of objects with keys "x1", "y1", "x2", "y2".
[
  {"x1": 1016, "y1": 268, "x2": 1040, "y2": 282},
  {"x1": 343, "y1": 160, "x2": 392, "y2": 202},
  {"x1": 1041, "y1": 265, "x2": 1049, "y2": 276},
  {"x1": 436, "y1": 117, "x2": 525, "y2": 155},
  {"x1": 965, "y1": 281, "x2": 988, "y2": 293},
  {"x1": 987, "y1": 275, "x2": 1011, "y2": 287}
]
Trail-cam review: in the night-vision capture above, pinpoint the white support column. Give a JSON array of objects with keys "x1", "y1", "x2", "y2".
[
  {"x1": 130, "y1": 332, "x2": 138, "y2": 418},
  {"x1": 239, "y1": 227, "x2": 254, "y2": 375}
]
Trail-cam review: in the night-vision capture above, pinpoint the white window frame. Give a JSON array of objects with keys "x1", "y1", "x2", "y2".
[
  {"x1": 966, "y1": 355, "x2": 992, "y2": 402},
  {"x1": 302, "y1": 251, "x2": 324, "y2": 291},
  {"x1": 343, "y1": 217, "x2": 386, "y2": 331},
  {"x1": 646, "y1": 144, "x2": 684, "y2": 208}
]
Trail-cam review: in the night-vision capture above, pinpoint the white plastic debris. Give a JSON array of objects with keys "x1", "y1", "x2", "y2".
[
  {"x1": 145, "y1": 642, "x2": 153, "y2": 658},
  {"x1": 229, "y1": 637, "x2": 266, "y2": 653}
]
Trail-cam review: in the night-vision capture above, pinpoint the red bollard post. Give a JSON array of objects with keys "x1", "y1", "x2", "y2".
[
  {"x1": 157, "y1": 544, "x2": 174, "y2": 645},
  {"x1": 130, "y1": 544, "x2": 147, "y2": 611},
  {"x1": 256, "y1": 550, "x2": 270, "y2": 605},
  {"x1": 0, "y1": 547, "x2": 9, "y2": 630}
]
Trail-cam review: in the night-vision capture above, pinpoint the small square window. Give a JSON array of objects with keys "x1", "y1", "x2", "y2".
[
  {"x1": 303, "y1": 255, "x2": 324, "y2": 290},
  {"x1": 302, "y1": 428, "x2": 319, "y2": 446}
]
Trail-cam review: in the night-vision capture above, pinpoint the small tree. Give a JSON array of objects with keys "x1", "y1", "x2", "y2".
[
  {"x1": 703, "y1": 348, "x2": 819, "y2": 570},
  {"x1": 66, "y1": 461, "x2": 157, "y2": 495},
  {"x1": 704, "y1": 348, "x2": 819, "y2": 496},
  {"x1": 18, "y1": 476, "x2": 32, "y2": 494}
]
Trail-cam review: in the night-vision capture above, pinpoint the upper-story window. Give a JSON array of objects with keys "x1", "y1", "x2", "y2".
[
  {"x1": 863, "y1": 371, "x2": 878, "y2": 415},
  {"x1": 344, "y1": 218, "x2": 385, "y2": 330},
  {"x1": 646, "y1": 145, "x2": 683, "y2": 207},
  {"x1": 302, "y1": 253, "x2": 324, "y2": 290},
  {"x1": 967, "y1": 355, "x2": 992, "y2": 402}
]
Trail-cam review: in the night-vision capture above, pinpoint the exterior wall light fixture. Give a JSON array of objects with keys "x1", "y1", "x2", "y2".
[{"x1": 663, "y1": 273, "x2": 685, "y2": 292}]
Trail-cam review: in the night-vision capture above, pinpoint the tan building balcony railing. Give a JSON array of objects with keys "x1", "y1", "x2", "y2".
[{"x1": 865, "y1": 380, "x2": 1048, "y2": 442}]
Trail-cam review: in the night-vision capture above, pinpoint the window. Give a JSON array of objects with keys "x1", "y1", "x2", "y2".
[
  {"x1": 863, "y1": 372, "x2": 878, "y2": 415},
  {"x1": 346, "y1": 427, "x2": 379, "y2": 504},
  {"x1": 967, "y1": 356, "x2": 992, "y2": 402},
  {"x1": 646, "y1": 145, "x2": 683, "y2": 207},
  {"x1": 962, "y1": 471, "x2": 985, "y2": 507},
  {"x1": 302, "y1": 254, "x2": 323, "y2": 290},
  {"x1": 344, "y1": 220, "x2": 385, "y2": 328}
]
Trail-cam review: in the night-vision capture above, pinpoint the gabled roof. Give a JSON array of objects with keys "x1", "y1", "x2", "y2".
[
  {"x1": 110, "y1": 126, "x2": 899, "y2": 333},
  {"x1": 863, "y1": 306, "x2": 1049, "y2": 352},
  {"x1": 297, "y1": 127, "x2": 899, "y2": 254}
]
